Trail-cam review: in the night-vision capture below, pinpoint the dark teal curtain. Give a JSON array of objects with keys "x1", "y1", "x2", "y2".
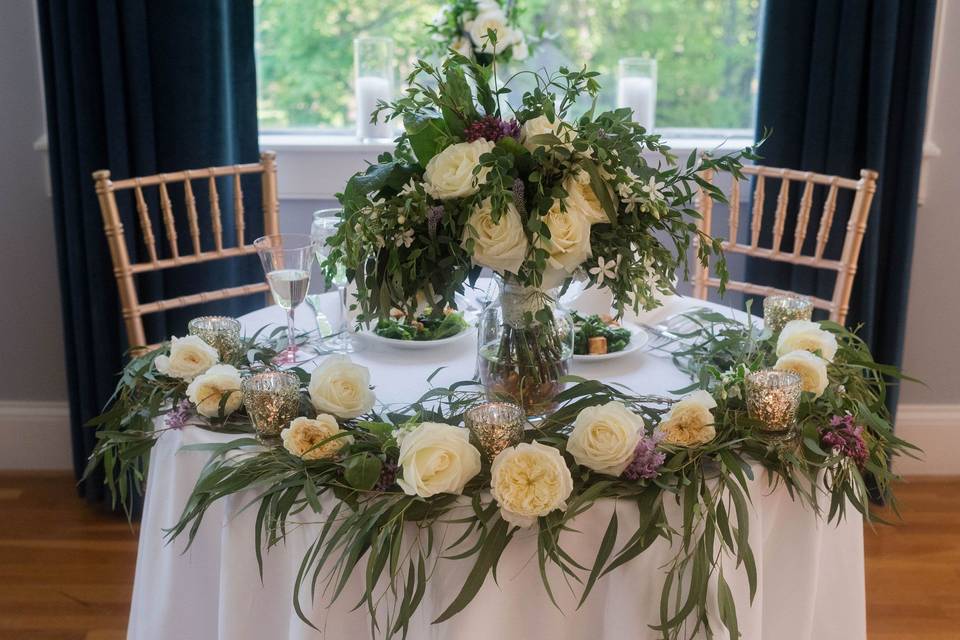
[
  {"x1": 37, "y1": 0, "x2": 262, "y2": 503},
  {"x1": 748, "y1": 0, "x2": 936, "y2": 417}
]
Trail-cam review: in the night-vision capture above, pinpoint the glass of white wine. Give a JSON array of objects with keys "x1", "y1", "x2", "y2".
[
  {"x1": 253, "y1": 233, "x2": 316, "y2": 365},
  {"x1": 311, "y1": 210, "x2": 359, "y2": 353}
]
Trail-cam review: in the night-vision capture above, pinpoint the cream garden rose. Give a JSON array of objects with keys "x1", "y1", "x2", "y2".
[
  {"x1": 490, "y1": 441, "x2": 574, "y2": 528},
  {"x1": 567, "y1": 401, "x2": 645, "y2": 476},
  {"x1": 154, "y1": 335, "x2": 219, "y2": 381},
  {"x1": 186, "y1": 364, "x2": 242, "y2": 418},
  {"x1": 520, "y1": 115, "x2": 575, "y2": 152},
  {"x1": 658, "y1": 389, "x2": 718, "y2": 447},
  {"x1": 281, "y1": 415, "x2": 352, "y2": 461},
  {"x1": 564, "y1": 171, "x2": 609, "y2": 224},
  {"x1": 465, "y1": 3, "x2": 513, "y2": 54},
  {"x1": 774, "y1": 350, "x2": 829, "y2": 397},
  {"x1": 423, "y1": 139, "x2": 494, "y2": 200},
  {"x1": 396, "y1": 422, "x2": 482, "y2": 497},
  {"x1": 541, "y1": 201, "x2": 592, "y2": 273},
  {"x1": 462, "y1": 198, "x2": 528, "y2": 275},
  {"x1": 776, "y1": 320, "x2": 838, "y2": 362},
  {"x1": 308, "y1": 356, "x2": 376, "y2": 419}
]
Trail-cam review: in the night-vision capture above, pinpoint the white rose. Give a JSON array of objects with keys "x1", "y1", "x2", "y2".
[
  {"x1": 564, "y1": 171, "x2": 609, "y2": 224},
  {"x1": 308, "y1": 355, "x2": 376, "y2": 419},
  {"x1": 658, "y1": 389, "x2": 717, "y2": 447},
  {"x1": 186, "y1": 364, "x2": 243, "y2": 418},
  {"x1": 281, "y1": 415, "x2": 352, "y2": 460},
  {"x1": 540, "y1": 201, "x2": 592, "y2": 273},
  {"x1": 465, "y1": 8, "x2": 512, "y2": 54},
  {"x1": 775, "y1": 350, "x2": 829, "y2": 397},
  {"x1": 154, "y1": 335, "x2": 219, "y2": 381},
  {"x1": 520, "y1": 115, "x2": 575, "y2": 152},
  {"x1": 511, "y1": 35, "x2": 529, "y2": 61},
  {"x1": 567, "y1": 401, "x2": 645, "y2": 476},
  {"x1": 490, "y1": 441, "x2": 573, "y2": 528},
  {"x1": 776, "y1": 320, "x2": 838, "y2": 363},
  {"x1": 450, "y1": 35, "x2": 473, "y2": 58},
  {"x1": 423, "y1": 140, "x2": 495, "y2": 200},
  {"x1": 396, "y1": 422, "x2": 482, "y2": 497},
  {"x1": 462, "y1": 198, "x2": 528, "y2": 275}
]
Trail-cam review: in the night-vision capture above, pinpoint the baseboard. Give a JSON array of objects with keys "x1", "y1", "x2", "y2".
[
  {"x1": 0, "y1": 400, "x2": 72, "y2": 470},
  {"x1": 894, "y1": 404, "x2": 960, "y2": 475}
]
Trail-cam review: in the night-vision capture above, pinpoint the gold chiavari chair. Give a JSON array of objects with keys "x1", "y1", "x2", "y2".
[
  {"x1": 692, "y1": 165, "x2": 879, "y2": 325},
  {"x1": 92, "y1": 151, "x2": 280, "y2": 351}
]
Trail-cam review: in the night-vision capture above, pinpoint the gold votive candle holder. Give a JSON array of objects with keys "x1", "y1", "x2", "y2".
[
  {"x1": 464, "y1": 402, "x2": 526, "y2": 460},
  {"x1": 745, "y1": 369, "x2": 802, "y2": 439},
  {"x1": 241, "y1": 371, "x2": 301, "y2": 443},
  {"x1": 763, "y1": 295, "x2": 813, "y2": 334},
  {"x1": 188, "y1": 316, "x2": 242, "y2": 361}
]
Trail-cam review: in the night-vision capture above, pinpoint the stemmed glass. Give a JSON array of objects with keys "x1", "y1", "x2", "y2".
[
  {"x1": 311, "y1": 209, "x2": 359, "y2": 353},
  {"x1": 253, "y1": 233, "x2": 316, "y2": 364}
]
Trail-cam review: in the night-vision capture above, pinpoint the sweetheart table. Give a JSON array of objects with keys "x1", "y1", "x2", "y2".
[{"x1": 126, "y1": 294, "x2": 866, "y2": 640}]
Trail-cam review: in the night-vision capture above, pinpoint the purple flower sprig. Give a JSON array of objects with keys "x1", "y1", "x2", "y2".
[
  {"x1": 819, "y1": 414, "x2": 869, "y2": 469},
  {"x1": 464, "y1": 116, "x2": 521, "y2": 143},
  {"x1": 164, "y1": 399, "x2": 193, "y2": 430},
  {"x1": 622, "y1": 431, "x2": 666, "y2": 481},
  {"x1": 375, "y1": 460, "x2": 399, "y2": 491}
]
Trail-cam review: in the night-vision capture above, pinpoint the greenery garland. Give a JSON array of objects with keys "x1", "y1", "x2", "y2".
[{"x1": 84, "y1": 309, "x2": 919, "y2": 639}]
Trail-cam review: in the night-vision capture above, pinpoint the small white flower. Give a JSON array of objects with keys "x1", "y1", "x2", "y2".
[
  {"x1": 395, "y1": 228, "x2": 415, "y2": 248},
  {"x1": 399, "y1": 179, "x2": 417, "y2": 197},
  {"x1": 589, "y1": 255, "x2": 620, "y2": 285},
  {"x1": 641, "y1": 176, "x2": 665, "y2": 203}
]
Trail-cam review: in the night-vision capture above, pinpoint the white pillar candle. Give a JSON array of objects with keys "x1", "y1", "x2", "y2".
[
  {"x1": 617, "y1": 76, "x2": 656, "y2": 130},
  {"x1": 356, "y1": 76, "x2": 393, "y2": 140}
]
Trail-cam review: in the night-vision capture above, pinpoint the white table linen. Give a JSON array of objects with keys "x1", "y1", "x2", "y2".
[{"x1": 127, "y1": 295, "x2": 865, "y2": 640}]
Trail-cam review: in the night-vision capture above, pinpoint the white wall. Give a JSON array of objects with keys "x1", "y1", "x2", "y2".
[
  {"x1": 0, "y1": 0, "x2": 955, "y2": 471},
  {"x1": 0, "y1": 1, "x2": 71, "y2": 468}
]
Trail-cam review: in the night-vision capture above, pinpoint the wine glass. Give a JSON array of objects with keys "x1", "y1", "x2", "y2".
[
  {"x1": 253, "y1": 233, "x2": 316, "y2": 364},
  {"x1": 311, "y1": 209, "x2": 359, "y2": 353}
]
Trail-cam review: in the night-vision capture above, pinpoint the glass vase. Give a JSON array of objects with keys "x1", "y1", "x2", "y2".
[{"x1": 477, "y1": 277, "x2": 574, "y2": 418}]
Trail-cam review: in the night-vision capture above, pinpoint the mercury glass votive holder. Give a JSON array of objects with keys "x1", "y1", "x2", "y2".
[
  {"x1": 241, "y1": 371, "x2": 301, "y2": 443},
  {"x1": 745, "y1": 369, "x2": 802, "y2": 439},
  {"x1": 464, "y1": 402, "x2": 526, "y2": 460},
  {"x1": 188, "y1": 316, "x2": 242, "y2": 361},
  {"x1": 763, "y1": 295, "x2": 814, "y2": 334}
]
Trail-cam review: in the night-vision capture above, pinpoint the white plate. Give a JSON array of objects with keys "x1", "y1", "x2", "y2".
[
  {"x1": 360, "y1": 325, "x2": 477, "y2": 349},
  {"x1": 573, "y1": 324, "x2": 649, "y2": 362}
]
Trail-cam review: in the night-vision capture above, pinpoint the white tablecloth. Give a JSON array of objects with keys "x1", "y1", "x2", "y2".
[{"x1": 127, "y1": 295, "x2": 865, "y2": 640}]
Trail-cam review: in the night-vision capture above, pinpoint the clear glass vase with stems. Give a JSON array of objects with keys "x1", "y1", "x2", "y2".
[
  {"x1": 311, "y1": 210, "x2": 359, "y2": 353},
  {"x1": 477, "y1": 276, "x2": 574, "y2": 418},
  {"x1": 253, "y1": 233, "x2": 317, "y2": 365}
]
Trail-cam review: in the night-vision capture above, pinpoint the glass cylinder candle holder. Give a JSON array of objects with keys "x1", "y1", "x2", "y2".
[
  {"x1": 745, "y1": 369, "x2": 802, "y2": 439},
  {"x1": 354, "y1": 36, "x2": 395, "y2": 141},
  {"x1": 763, "y1": 294, "x2": 814, "y2": 334},
  {"x1": 617, "y1": 57, "x2": 657, "y2": 130},
  {"x1": 241, "y1": 371, "x2": 301, "y2": 443},
  {"x1": 464, "y1": 402, "x2": 526, "y2": 460},
  {"x1": 188, "y1": 316, "x2": 242, "y2": 362}
]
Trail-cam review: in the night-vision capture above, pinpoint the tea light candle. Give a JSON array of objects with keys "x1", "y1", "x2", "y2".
[
  {"x1": 188, "y1": 316, "x2": 242, "y2": 361},
  {"x1": 745, "y1": 369, "x2": 802, "y2": 438},
  {"x1": 763, "y1": 294, "x2": 814, "y2": 334},
  {"x1": 241, "y1": 372, "x2": 301, "y2": 443},
  {"x1": 464, "y1": 402, "x2": 526, "y2": 460}
]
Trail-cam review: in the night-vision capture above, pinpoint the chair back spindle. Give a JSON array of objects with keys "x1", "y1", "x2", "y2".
[{"x1": 693, "y1": 164, "x2": 878, "y2": 325}]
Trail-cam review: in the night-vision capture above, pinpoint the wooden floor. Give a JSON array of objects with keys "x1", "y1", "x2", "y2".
[{"x1": 0, "y1": 473, "x2": 957, "y2": 640}]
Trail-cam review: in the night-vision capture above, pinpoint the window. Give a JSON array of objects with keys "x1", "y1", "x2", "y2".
[{"x1": 256, "y1": 0, "x2": 761, "y2": 134}]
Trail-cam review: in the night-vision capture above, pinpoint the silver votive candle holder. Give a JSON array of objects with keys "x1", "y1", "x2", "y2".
[
  {"x1": 188, "y1": 316, "x2": 242, "y2": 361},
  {"x1": 745, "y1": 369, "x2": 802, "y2": 439},
  {"x1": 241, "y1": 371, "x2": 301, "y2": 443},
  {"x1": 763, "y1": 295, "x2": 813, "y2": 334},
  {"x1": 464, "y1": 402, "x2": 526, "y2": 460}
]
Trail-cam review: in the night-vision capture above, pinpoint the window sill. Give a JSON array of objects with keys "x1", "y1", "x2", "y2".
[{"x1": 259, "y1": 130, "x2": 756, "y2": 201}]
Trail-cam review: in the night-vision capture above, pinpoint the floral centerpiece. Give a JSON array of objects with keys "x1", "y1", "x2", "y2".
[
  {"x1": 428, "y1": 0, "x2": 530, "y2": 64},
  {"x1": 324, "y1": 49, "x2": 756, "y2": 413}
]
